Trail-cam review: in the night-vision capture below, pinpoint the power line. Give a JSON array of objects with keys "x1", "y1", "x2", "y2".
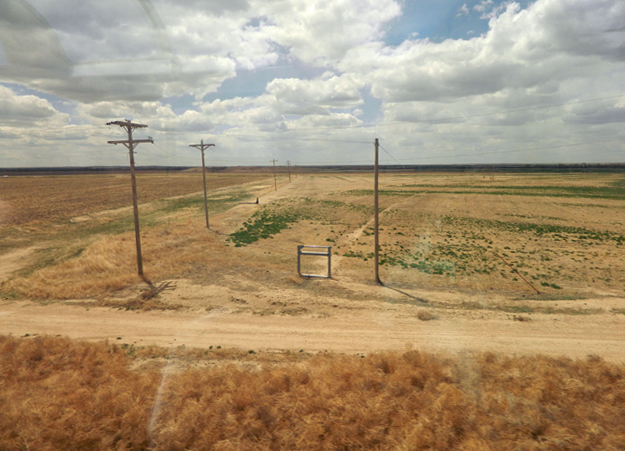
[
  {"x1": 393, "y1": 137, "x2": 625, "y2": 162},
  {"x1": 376, "y1": 94, "x2": 625, "y2": 129},
  {"x1": 151, "y1": 142, "x2": 179, "y2": 157},
  {"x1": 231, "y1": 135, "x2": 372, "y2": 144},
  {"x1": 228, "y1": 93, "x2": 625, "y2": 134},
  {"x1": 379, "y1": 144, "x2": 400, "y2": 164}
]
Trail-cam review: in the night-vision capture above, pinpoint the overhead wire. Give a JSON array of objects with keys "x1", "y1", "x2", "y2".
[
  {"x1": 373, "y1": 94, "x2": 625, "y2": 129},
  {"x1": 229, "y1": 135, "x2": 373, "y2": 144},
  {"x1": 96, "y1": 92, "x2": 625, "y2": 166},
  {"x1": 389, "y1": 137, "x2": 625, "y2": 162},
  {"x1": 235, "y1": 93, "x2": 625, "y2": 134},
  {"x1": 379, "y1": 144, "x2": 400, "y2": 164}
]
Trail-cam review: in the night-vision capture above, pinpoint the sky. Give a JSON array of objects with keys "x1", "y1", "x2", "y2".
[{"x1": 0, "y1": 0, "x2": 624, "y2": 167}]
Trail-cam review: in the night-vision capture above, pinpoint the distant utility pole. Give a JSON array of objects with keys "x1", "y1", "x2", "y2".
[
  {"x1": 286, "y1": 160, "x2": 291, "y2": 182},
  {"x1": 270, "y1": 159, "x2": 278, "y2": 190},
  {"x1": 106, "y1": 119, "x2": 154, "y2": 277},
  {"x1": 374, "y1": 138, "x2": 382, "y2": 286},
  {"x1": 189, "y1": 139, "x2": 215, "y2": 229}
]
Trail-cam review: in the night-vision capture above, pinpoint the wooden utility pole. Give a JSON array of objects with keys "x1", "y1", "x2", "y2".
[
  {"x1": 374, "y1": 138, "x2": 382, "y2": 285},
  {"x1": 271, "y1": 159, "x2": 278, "y2": 190},
  {"x1": 286, "y1": 160, "x2": 291, "y2": 182},
  {"x1": 106, "y1": 120, "x2": 154, "y2": 277},
  {"x1": 189, "y1": 139, "x2": 215, "y2": 229}
]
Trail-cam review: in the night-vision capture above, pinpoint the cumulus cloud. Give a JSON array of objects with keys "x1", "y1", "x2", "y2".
[
  {"x1": 1, "y1": 0, "x2": 625, "y2": 166},
  {"x1": 0, "y1": 0, "x2": 401, "y2": 104},
  {"x1": 0, "y1": 85, "x2": 69, "y2": 126},
  {"x1": 257, "y1": 0, "x2": 401, "y2": 66},
  {"x1": 266, "y1": 73, "x2": 364, "y2": 115},
  {"x1": 355, "y1": 0, "x2": 625, "y2": 107}
]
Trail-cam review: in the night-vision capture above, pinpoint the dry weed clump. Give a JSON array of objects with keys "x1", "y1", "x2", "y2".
[
  {"x1": 417, "y1": 309, "x2": 437, "y2": 321},
  {"x1": 1, "y1": 220, "x2": 243, "y2": 300},
  {"x1": 2, "y1": 335, "x2": 625, "y2": 450}
]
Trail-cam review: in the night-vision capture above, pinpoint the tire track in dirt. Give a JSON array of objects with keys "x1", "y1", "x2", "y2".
[
  {"x1": 333, "y1": 194, "x2": 421, "y2": 273},
  {"x1": 0, "y1": 246, "x2": 40, "y2": 282},
  {"x1": 3, "y1": 300, "x2": 625, "y2": 362}
]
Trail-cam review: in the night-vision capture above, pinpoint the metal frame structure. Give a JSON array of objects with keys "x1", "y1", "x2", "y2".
[{"x1": 297, "y1": 245, "x2": 332, "y2": 279}]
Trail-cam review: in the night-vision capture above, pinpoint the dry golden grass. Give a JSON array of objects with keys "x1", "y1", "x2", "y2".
[
  {"x1": 2, "y1": 335, "x2": 625, "y2": 451},
  {"x1": 1, "y1": 219, "x2": 259, "y2": 300}
]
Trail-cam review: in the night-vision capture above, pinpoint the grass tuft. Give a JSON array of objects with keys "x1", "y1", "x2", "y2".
[{"x1": 417, "y1": 310, "x2": 437, "y2": 321}]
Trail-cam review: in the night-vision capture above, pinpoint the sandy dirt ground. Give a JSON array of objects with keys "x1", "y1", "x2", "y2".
[
  {"x1": 2, "y1": 292, "x2": 625, "y2": 362},
  {"x1": 2, "y1": 174, "x2": 625, "y2": 363}
]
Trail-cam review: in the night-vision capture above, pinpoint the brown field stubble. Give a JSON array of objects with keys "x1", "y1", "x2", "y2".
[
  {"x1": 1, "y1": 335, "x2": 625, "y2": 450},
  {"x1": 0, "y1": 173, "x2": 266, "y2": 225}
]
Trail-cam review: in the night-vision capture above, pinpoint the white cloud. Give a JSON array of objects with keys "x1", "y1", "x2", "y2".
[
  {"x1": 345, "y1": 0, "x2": 625, "y2": 107},
  {"x1": 266, "y1": 73, "x2": 364, "y2": 115},
  {"x1": 474, "y1": 0, "x2": 494, "y2": 13},
  {"x1": 2, "y1": 0, "x2": 625, "y2": 167},
  {"x1": 0, "y1": 86, "x2": 69, "y2": 126},
  {"x1": 255, "y1": 0, "x2": 402, "y2": 66}
]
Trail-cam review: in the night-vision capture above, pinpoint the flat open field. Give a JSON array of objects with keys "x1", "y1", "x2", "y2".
[
  {"x1": 2, "y1": 171, "x2": 625, "y2": 449},
  {"x1": 2, "y1": 171, "x2": 625, "y2": 358},
  {"x1": 0, "y1": 172, "x2": 268, "y2": 225}
]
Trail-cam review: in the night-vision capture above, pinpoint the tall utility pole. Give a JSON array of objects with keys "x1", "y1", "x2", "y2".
[
  {"x1": 107, "y1": 120, "x2": 154, "y2": 277},
  {"x1": 374, "y1": 138, "x2": 382, "y2": 285},
  {"x1": 286, "y1": 160, "x2": 291, "y2": 182},
  {"x1": 270, "y1": 159, "x2": 278, "y2": 190},
  {"x1": 189, "y1": 139, "x2": 215, "y2": 229}
]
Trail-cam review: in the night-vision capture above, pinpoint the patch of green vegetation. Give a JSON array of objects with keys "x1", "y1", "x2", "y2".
[
  {"x1": 442, "y1": 216, "x2": 625, "y2": 243},
  {"x1": 14, "y1": 244, "x2": 88, "y2": 277},
  {"x1": 515, "y1": 293, "x2": 587, "y2": 301},
  {"x1": 541, "y1": 281, "x2": 562, "y2": 290},
  {"x1": 72, "y1": 216, "x2": 137, "y2": 238},
  {"x1": 380, "y1": 254, "x2": 455, "y2": 275},
  {"x1": 228, "y1": 209, "x2": 303, "y2": 246},
  {"x1": 384, "y1": 184, "x2": 625, "y2": 200},
  {"x1": 420, "y1": 300, "x2": 603, "y2": 316},
  {"x1": 158, "y1": 190, "x2": 251, "y2": 215},
  {"x1": 338, "y1": 189, "x2": 421, "y2": 197}
]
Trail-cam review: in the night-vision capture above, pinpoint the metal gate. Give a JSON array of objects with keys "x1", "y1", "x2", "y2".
[{"x1": 297, "y1": 245, "x2": 332, "y2": 278}]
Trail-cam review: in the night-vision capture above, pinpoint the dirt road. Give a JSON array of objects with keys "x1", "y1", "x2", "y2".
[{"x1": 2, "y1": 293, "x2": 625, "y2": 362}]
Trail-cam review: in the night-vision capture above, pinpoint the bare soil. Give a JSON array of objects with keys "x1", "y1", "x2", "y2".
[{"x1": 2, "y1": 172, "x2": 625, "y2": 363}]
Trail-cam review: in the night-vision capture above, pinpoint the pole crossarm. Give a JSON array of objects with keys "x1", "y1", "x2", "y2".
[
  {"x1": 108, "y1": 139, "x2": 154, "y2": 144},
  {"x1": 189, "y1": 142, "x2": 215, "y2": 150},
  {"x1": 106, "y1": 120, "x2": 148, "y2": 129},
  {"x1": 107, "y1": 138, "x2": 154, "y2": 150}
]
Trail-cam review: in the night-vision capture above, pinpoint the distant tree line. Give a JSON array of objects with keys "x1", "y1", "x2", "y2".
[{"x1": 1, "y1": 163, "x2": 625, "y2": 176}]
